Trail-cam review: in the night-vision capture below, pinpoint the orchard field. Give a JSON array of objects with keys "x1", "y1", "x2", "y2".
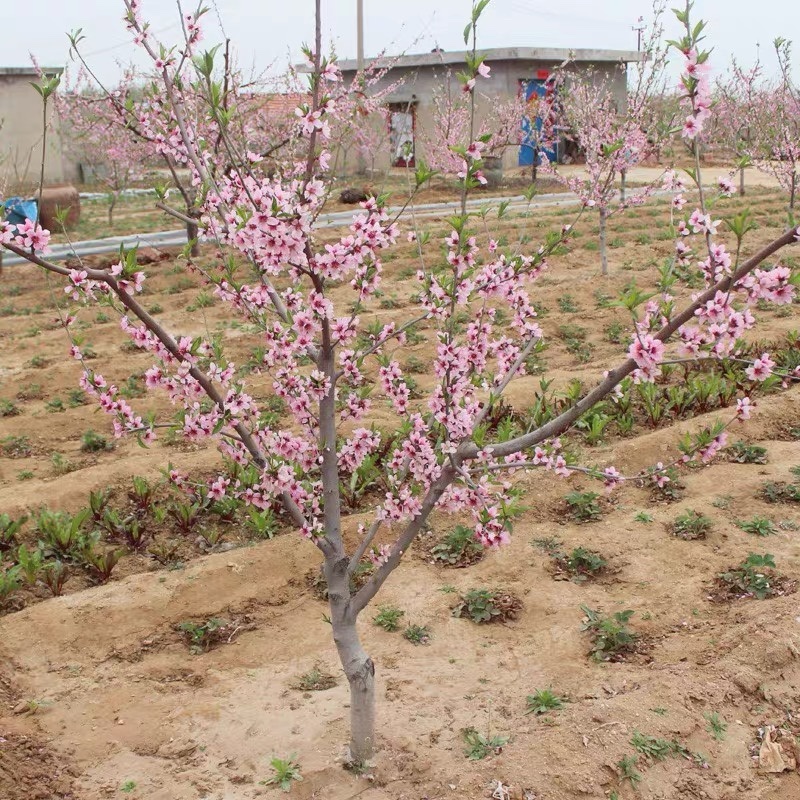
[{"x1": 1, "y1": 177, "x2": 799, "y2": 800}]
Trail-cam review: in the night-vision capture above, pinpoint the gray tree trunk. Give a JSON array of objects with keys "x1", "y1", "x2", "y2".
[
  {"x1": 187, "y1": 220, "x2": 200, "y2": 257},
  {"x1": 325, "y1": 557, "x2": 375, "y2": 763},
  {"x1": 739, "y1": 166, "x2": 745, "y2": 197}
]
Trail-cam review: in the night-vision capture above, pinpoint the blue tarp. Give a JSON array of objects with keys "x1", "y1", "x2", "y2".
[{"x1": 3, "y1": 197, "x2": 38, "y2": 226}]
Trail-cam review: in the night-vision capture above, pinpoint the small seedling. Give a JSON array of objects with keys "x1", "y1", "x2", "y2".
[
  {"x1": 525, "y1": 688, "x2": 566, "y2": 715},
  {"x1": 41, "y1": 561, "x2": 69, "y2": 597},
  {"x1": 531, "y1": 536, "x2": 562, "y2": 554},
  {"x1": 16, "y1": 544, "x2": 43, "y2": 585},
  {"x1": 293, "y1": 664, "x2": 337, "y2": 691},
  {"x1": 736, "y1": 517, "x2": 776, "y2": 537},
  {"x1": 178, "y1": 618, "x2": 231, "y2": 653},
  {"x1": 0, "y1": 399, "x2": 21, "y2": 417},
  {"x1": 373, "y1": 605, "x2": 404, "y2": 632},
  {"x1": 672, "y1": 509, "x2": 712, "y2": 540},
  {"x1": 452, "y1": 588, "x2": 522, "y2": 624},
  {"x1": 762, "y1": 481, "x2": 800, "y2": 504},
  {"x1": 557, "y1": 294, "x2": 579, "y2": 313},
  {"x1": 88, "y1": 488, "x2": 112, "y2": 521},
  {"x1": 403, "y1": 624, "x2": 431, "y2": 645},
  {"x1": 245, "y1": 506, "x2": 278, "y2": 539},
  {"x1": 728, "y1": 440, "x2": 768, "y2": 464},
  {"x1": 634, "y1": 511, "x2": 654, "y2": 523},
  {"x1": 704, "y1": 711, "x2": 727, "y2": 741},
  {"x1": 630, "y1": 731, "x2": 677, "y2": 761},
  {"x1": 81, "y1": 430, "x2": 112, "y2": 453},
  {"x1": 555, "y1": 546, "x2": 606, "y2": 580},
  {"x1": 617, "y1": 755, "x2": 642, "y2": 786},
  {"x1": 130, "y1": 476, "x2": 155, "y2": 512},
  {"x1": 580, "y1": 606, "x2": 638, "y2": 661},
  {"x1": 0, "y1": 435, "x2": 32, "y2": 458},
  {"x1": 0, "y1": 513, "x2": 27, "y2": 552},
  {"x1": 430, "y1": 524, "x2": 485, "y2": 567},
  {"x1": 718, "y1": 553, "x2": 784, "y2": 599},
  {"x1": 84, "y1": 547, "x2": 123, "y2": 584},
  {"x1": 120, "y1": 781, "x2": 137, "y2": 794},
  {"x1": 262, "y1": 756, "x2": 302, "y2": 792},
  {"x1": 0, "y1": 567, "x2": 21, "y2": 605},
  {"x1": 565, "y1": 491, "x2": 603, "y2": 522},
  {"x1": 36, "y1": 509, "x2": 92, "y2": 559},
  {"x1": 461, "y1": 726, "x2": 508, "y2": 760},
  {"x1": 51, "y1": 453, "x2": 76, "y2": 476}
]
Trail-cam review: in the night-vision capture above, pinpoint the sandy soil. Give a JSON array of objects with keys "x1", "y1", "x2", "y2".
[{"x1": 1, "y1": 186, "x2": 800, "y2": 799}]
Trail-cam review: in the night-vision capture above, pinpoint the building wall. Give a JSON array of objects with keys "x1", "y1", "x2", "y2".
[
  {"x1": 341, "y1": 59, "x2": 629, "y2": 175},
  {"x1": 0, "y1": 74, "x2": 65, "y2": 191}
]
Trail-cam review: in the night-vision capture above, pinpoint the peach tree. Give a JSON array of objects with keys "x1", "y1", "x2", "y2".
[{"x1": 2, "y1": 0, "x2": 799, "y2": 765}]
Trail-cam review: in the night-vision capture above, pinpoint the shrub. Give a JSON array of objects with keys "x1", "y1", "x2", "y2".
[
  {"x1": 452, "y1": 588, "x2": 522, "y2": 624},
  {"x1": 672, "y1": 509, "x2": 712, "y2": 540},
  {"x1": 565, "y1": 491, "x2": 603, "y2": 522},
  {"x1": 373, "y1": 605, "x2": 404, "y2": 632},
  {"x1": 429, "y1": 524, "x2": 484, "y2": 567},
  {"x1": 580, "y1": 606, "x2": 638, "y2": 661}
]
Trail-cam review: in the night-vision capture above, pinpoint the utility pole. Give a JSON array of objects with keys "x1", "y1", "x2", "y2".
[
  {"x1": 355, "y1": 0, "x2": 366, "y2": 176},
  {"x1": 632, "y1": 16, "x2": 646, "y2": 52},
  {"x1": 357, "y1": 0, "x2": 364, "y2": 71}
]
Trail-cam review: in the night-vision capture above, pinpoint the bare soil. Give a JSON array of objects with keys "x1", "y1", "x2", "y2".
[{"x1": 1, "y1": 186, "x2": 800, "y2": 799}]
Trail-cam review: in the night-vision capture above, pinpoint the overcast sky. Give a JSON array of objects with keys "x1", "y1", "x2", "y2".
[{"x1": 0, "y1": 1, "x2": 794, "y2": 85}]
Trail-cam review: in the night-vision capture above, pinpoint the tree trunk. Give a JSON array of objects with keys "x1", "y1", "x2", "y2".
[
  {"x1": 620, "y1": 170, "x2": 627, "y2": 204},
  {"x1": 108, "y1": 194, "x2": 117, "y2": 227},
  {"x1": 325, "y1": 557, "x2": 375, "y2": 764},
  {"x1": 790, "y1": 177, "x2": 797, "y2": 214},
  {"x1": 739, "y1": 166, "x2": 745, "y2": 197},
  {"x1": 187, "y1": 220, "x2": 200, "y2": 257},
  {"x1": 334, "y1": 619, "x2": 375, "y2": 763},
  {"x1": 599, "y1": 208, "x2": 608, "y2": 276}
]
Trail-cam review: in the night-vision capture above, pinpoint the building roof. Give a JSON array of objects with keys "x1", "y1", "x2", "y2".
[
  {"x1": 337, "y1": 47, "x2": 642, "y2": 72},
  {"x1": 0, "y1": 67, "x2": 64, "y2": 77}
]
